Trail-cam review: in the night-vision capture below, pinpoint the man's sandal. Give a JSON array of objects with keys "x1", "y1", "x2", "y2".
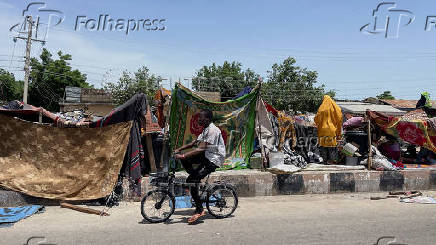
[{"x1": 188, "y1": 210, "x2": 206, "y2": 224}]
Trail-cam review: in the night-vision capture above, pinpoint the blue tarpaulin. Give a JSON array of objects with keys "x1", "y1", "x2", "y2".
[{"x1": 0, "y1": 205, "x2": 44, "y2": 225}]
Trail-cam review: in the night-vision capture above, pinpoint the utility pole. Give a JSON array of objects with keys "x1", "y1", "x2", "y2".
[
  {"x1": 14, "y1": 16, "x2": 45, "y2": 104},
  {"x1": 158, "y1": 78, "x2": 168, "y2": 88},
  {"x1": 23, "y1": 16, "x2": 32, "y2": 104}
]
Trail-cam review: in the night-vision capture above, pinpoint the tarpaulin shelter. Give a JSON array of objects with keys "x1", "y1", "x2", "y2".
[
  {"x1": 0, "y1": 113, "x2": 132, "y2": 200},
  {"x1": 0, "y1": 94, "x2": 152, "y2": 199},
  {"x1": 368, "y1": 110, "x2": 436, "y2": 154},
  {"x1": 89, "y1": 93, "x2": 148, "y2": 194},
  {"x1": 170, "y1": 83, "x2": 259, "y2": 166}
]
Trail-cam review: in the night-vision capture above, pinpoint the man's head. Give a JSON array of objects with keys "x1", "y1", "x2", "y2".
[{"x1": 198, "y1": 109, "x2": 213, "y2": 127}]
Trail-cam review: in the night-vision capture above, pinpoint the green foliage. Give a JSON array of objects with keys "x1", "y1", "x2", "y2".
[
  {"x1": 0, "y1": 69, "x2": 23, "y2": 102},
  {"x1": 262, "y1": 57, "x2": 335, "y2": 113},
  {"x1": 28, "y1": 48, "x2": 91, "y2": 111},
  {"x1": 192, "y1": 61, "x2": 260, "y2": 100},
  {"x1": 376, "y1": 91, "x2": 395, "y2": 100},
  {"x1": 104, "y1": 66, "x2": 160, "y2": 105}
]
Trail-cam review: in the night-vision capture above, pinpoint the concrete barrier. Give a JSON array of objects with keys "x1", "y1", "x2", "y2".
[
  {"x1": 3, "y1": 169, "x2": 436, "y2": 206},
  {"x1": 127, "y1": 169, "x2": 436, "y2": 200}
]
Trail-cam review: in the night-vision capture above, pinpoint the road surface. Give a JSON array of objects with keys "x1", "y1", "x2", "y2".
[{"x1": 2, "y1": 192, "x2": 436, "y2": 245}]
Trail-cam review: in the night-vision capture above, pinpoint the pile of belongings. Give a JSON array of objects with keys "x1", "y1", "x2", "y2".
[
  {"x1": 268, "y1": 151, "x2": 301, "y2": 174},
  {"x1": 343, "y1": 116, "x2": 364, "y2": 131},
  {"x1": 55, "y1": 110, "x2": 102, "y2": 125},
  {"x1": 360, "y1": 146, "x2": 399, "y2": 170}
]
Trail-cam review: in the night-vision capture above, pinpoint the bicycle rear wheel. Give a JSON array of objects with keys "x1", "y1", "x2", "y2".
[
  {"x1": 206, "y1": 185, "x2": 238, "y2": 219},
  {"x1": 141, "y1": 190, "x2": 175, "y2": 223}
]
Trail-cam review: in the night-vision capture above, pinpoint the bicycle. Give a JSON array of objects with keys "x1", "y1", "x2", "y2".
[{"x1": 140, "y1": 159, "x2": 238, "y2": 223}]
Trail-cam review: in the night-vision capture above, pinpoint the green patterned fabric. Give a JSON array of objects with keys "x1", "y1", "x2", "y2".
[
  {"x1": 422, "y1": 92, "x2": 432, "y2": 109},
  {"x1": 170, "y1": 84, "x2": 259, "y2": 168}
]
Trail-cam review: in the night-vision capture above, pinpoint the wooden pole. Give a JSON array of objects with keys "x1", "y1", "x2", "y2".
[
  {"x1": 256, "y1": 80, "x2": 266, "y2": 171},
  {"x1": 145, "y1": 134, "x2": 157, "y2": 173},
  {"x1": 23, "y1": 16, "x2": 32, "y2": 104},
  {"x1": 367, "y1": 112, "x2": 372, "y2": 170},
  {"x1": 60, "y1": 202, "x2": 109, "y2": 216}
]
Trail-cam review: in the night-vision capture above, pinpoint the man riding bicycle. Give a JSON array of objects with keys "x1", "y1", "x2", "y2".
[{"x1": 174, "y1": 108, "x2": 225, "y2": 223}]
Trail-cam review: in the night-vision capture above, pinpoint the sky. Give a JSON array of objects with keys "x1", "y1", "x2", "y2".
[{"x1": 1, "y1": 0, "x2": 436, "y2": 100}]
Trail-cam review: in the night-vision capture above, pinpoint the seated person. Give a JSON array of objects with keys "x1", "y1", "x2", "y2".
[
  {"x1": 174, "y1": 109, "x2": 225, "y2": 223},
  {"x1": 402, "y1": 145, "x2": 418, "y2": 163},
  {"x1": 417, "y1": 147, "x2": 436, "y2": 164},
  {"x1": 378, "y1": 135, "x2": 401, "y2": 161}
]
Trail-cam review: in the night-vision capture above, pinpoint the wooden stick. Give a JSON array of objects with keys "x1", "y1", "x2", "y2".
[
  {"x1": 60, "y1": 202, "x2": 110, "y2": 216},
  {"x1": 145, "y1": 134, "x2": 157, "y2": 173},
  {"x1": 367, "y1": 112, "x2": 373, "y2": 170},
  {"x1": 256, "y1": 80, "x2": 267, "y2": 171}
]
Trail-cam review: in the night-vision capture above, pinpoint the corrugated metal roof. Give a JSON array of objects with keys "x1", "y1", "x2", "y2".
[
  {"x1": 381, "y1": 99, "x2": 436, "y2": 109},
  {"x1": 336, "y1": 102, "x2": 406, "y2": 116}
]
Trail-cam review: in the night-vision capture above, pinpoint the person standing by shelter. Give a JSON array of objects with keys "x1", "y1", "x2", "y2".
[{"x1": 314, "y1": 95, "x2": 343, "y2": 164}]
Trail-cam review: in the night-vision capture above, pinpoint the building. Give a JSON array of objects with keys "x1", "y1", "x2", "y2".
[
  {"x1": 336, "y1": 101, "x2": 406, "y2": 116},
  {"x1": 378, "y1": 99, "x2": 436, "y2": 112},
  {"x1": 59, "y1": 87, "x2": 115, "y2": 116}
]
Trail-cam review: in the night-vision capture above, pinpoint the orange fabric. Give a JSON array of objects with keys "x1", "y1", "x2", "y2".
[
  {"x1": 314, "y1": 95, "x2": 342, "y2": 147},
  {"x1": 154, "y1": 88, "x2": 171, "y2": 128}
]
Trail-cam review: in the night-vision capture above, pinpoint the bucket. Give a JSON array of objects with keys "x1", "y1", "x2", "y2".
[{"x1": 269, "y1": 152, "x2": 284, "y2": 168}]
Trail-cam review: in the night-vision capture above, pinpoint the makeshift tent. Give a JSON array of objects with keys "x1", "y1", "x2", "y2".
[
  {"x1": 0, "y1": 113, "x2": 132, "y2": 200},
  {"x1": 170, "y1": 83, "x2": 259, "y2": 166},
  {"x1": 89, "y1": 93, "x2": 148, "y2": 194},
  {"x1": 368, "y1": 110, "x2": 436, "y2": 154}
]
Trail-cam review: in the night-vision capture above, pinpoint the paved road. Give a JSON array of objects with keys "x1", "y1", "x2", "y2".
[{"x1": 2, "y1": 192, "x2": 436, "y2": 245}]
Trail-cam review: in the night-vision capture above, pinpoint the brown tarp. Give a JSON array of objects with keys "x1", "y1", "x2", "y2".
[{"x1": 0, "y1": 114, "x2": 132, "y2": 200}]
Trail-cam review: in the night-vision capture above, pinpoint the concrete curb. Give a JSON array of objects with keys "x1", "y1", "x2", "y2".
[
  {"x1": 2, "y1": 169, "x2": 436, "y2": 206},
  {"x1": 132, "y1": 169, "x2": 436, "y2": 199}
]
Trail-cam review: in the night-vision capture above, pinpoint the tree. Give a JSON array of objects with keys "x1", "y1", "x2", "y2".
[
  {"x1": 192, "y1": 61, "x2": 260, "y2": 100},
  {"x1": 376, "y1": 91, "x2": 395, "y2": 100},
  {"x1": 0, "y1": 69, "x2": 23, "y2": 102},
  {"x1": 104, "y1": 66, "x2": 160, "y2": 105},
  {"x1": 28, "y1": 48, "x2": 91, "y2": 111},
  {"x1": 263, "y1": 57, "x2": 335, "y2": 113}
]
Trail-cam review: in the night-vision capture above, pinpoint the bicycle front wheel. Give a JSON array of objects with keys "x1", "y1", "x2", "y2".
[
  {"x1": 206, "y1": 185, "x2": 238, "y2": 219},
  {"x1": 141, "y1": 190, "x2": 175, "y2": 223}
]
